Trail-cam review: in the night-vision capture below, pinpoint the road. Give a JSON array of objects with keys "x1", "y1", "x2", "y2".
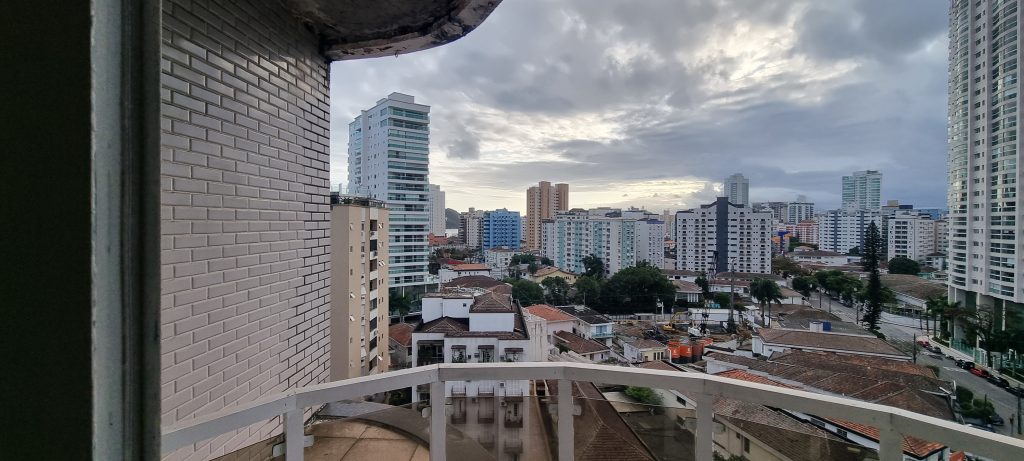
[{"x1": 808, "y1": 291, "x2": 1023, "y2": 435}]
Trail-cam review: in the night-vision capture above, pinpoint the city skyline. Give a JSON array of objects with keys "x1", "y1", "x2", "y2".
[{"x1": 329, "y1": 0, "x2": 949, "y2": 212}]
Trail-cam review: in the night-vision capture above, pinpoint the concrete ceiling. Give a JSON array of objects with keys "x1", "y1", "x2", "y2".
[{"x1": 283, "y1": 0, "x2": 502, "y2": 61}]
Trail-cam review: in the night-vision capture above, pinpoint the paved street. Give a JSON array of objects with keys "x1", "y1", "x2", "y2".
[{"x1": 807, "y1": 291, "x2": 1023, "y2": 436}]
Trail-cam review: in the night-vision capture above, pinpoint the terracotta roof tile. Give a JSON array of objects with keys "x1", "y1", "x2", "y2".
[
  {"x1": 715, "y1": 369, "x2": 798, "y2": 389},
  {"x1": 637, "y1": 360, "x2": 681, "y2": 372},
  {"x1": 826, "y1": 418, "x2": 945, "y2": 458},
  {"x1": 388, "y1": 323, "x2": 414, "y2": 347},
  {"x1": 469, "y1": 291, "x2": 513, "y2": 313},
  {"x1": 628, "y1": 339, "x2": 669, "y2": 350},
  {"x1": 525, "y1": 304, "x2": 576, "y2": 322},
  {"x1": 554, "y1": 331, "x2": 610, "y2": 355},
  {"x1": 757, "y1": 329, "x2": 907, "y2": 357},
  {"x1": 451, "y1": 263, "x2": 489, "y2": 271}
]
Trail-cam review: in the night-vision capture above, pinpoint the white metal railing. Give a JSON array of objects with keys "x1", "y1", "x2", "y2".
[{"x1": 161, "y1": 363, "x2": 1024, "y2": 461}]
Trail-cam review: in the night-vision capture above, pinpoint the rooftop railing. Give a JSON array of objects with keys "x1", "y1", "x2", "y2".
[{"x1": 161, "y1": 362, "x2": 1024, "y2": 461}]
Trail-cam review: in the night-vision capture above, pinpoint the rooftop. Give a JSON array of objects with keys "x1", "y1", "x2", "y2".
[
  {"x1": 771, "y1": 304, "x2": 865, "y2": 335},
  {"x1": 554, "y1": 331, "x2": 610, "y2": 355},
  {"x1": 672, "y1": 280, "x2": 702, "y2": 292},
  {"x1": 554, "y1": 305, "x2": 614, "y2": 325},
  {"x1": 627, "y1": 339, "x2": 668, "y2": 350},
  {"x1": 442, "y1": 275, "x2": 511, "y2": 294},
  {"x1": 637, "y1": 360, "x2": 683, "y2": 372},
  {"x1": 468, "y1": 291, "x2": 514, "y2": 313},
  {"x1": 662, "y1": 268, "x2": 698, "y2": 277},
  {"x1": 532, "y1": 266, "x2": 576, "y2": 278},
  {"x1": 389, "y1": 323, "x2": 415, "y2": 347},
  {"x1": 756, "y1": 328, "x2": 907, "y2": 357},
  {"x1": 880, "y1": 274, "x2": 946, "y2": 301},
  {"x1": 524, "y1": 304, "x2": 577, "y2": 322},
  {"x1": 450, "y1": 263, "x2": 489, "y2": 271}
]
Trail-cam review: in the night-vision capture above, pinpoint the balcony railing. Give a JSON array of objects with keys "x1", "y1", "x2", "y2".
[{"x1": 161, "y1": 363, "x2": 1024, "y2": 461}]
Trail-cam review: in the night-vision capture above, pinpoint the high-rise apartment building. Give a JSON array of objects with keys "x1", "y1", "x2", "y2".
[
  {"x1": 675, "y1": 197, "x2": 773, "y2": 274},
  {"x1": 481, "y1": 208, "x2": 522, "y2": 250},
  {"x1": 948, "y1": 0, "x2": 1024, "y2": 306},
  {"x1": 752, "y1": 201, "x2": 787, "y2": 221},
  {"x1": 785, "y1": 200, "x2": 815, "y2": 225},
  {"x1": 887, "y1": 211, "x2": 936, "y2": 263},
  {"x1": 428, "y1": 184, "x2": 445, "y2": 236},
  {"x1": 458, "y1": 208, "x2": 485, "y2": 248},
  {"x1": 724, "y1": 173, "x2": 750, "y2": 207},
  {"x1": 541, "y1": 209, "x2": 664, "y2": 276},
  {"x1": 347, "y1": 93, "x2": 431, "y2": 289},
  {"x1": 526, "y1": 181, "x2": 568, "y2": 249},
  {"x1": 841, "y1": 170, "x2": 882, "y2": 211},
  {"x1": 818, "y1": 209, "x2": 882, "y2": 255},
  {"x1": 329, "y1": 194, "x2": 389, "y2": 380}
]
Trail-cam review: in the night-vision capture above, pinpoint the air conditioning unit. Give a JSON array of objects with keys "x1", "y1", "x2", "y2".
[{"x1": 500, "y1": 401, "x2": 507, "y2": 407}]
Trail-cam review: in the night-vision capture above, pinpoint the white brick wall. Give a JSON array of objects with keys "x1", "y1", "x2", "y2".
[{"x1": 160, "y1": 0, "x2": 331, "y2": 459}]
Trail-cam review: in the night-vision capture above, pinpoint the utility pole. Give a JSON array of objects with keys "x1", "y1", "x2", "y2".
[{"x1": 1018, "y1": 385, "x2": 1022, "y2": 435}]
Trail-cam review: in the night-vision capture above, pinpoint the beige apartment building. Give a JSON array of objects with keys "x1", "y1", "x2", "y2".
[
  {"x1": 525, "y1": 181, "x2": 568, "y2": 249},
  {"x1": 329, "y1": 195, "x2": 390, "y2": 380}
]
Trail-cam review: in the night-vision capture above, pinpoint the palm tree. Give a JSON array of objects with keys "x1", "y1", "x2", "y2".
[{"x1": 750, "y1": 278, "x2": 783, "y2": 327}]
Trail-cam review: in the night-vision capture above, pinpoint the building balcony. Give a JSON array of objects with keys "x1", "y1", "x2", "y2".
[{"x1": 160, "y1": 363, "x2": 1024, "y2": 461}]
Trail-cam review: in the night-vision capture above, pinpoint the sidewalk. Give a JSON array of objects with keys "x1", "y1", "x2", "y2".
[{"x1": 925, "y1": 334, "x2": 1024, "y2": 389}]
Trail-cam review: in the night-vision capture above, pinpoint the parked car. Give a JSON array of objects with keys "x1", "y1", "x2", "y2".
[
  {"x1": 917, "y1": 339, "x2": 931, "y2": 348},
  {"x1": 958, "y1": 360, "x2": 976, "y2": 370},
  {"x1": 987, "y1": 375, "x2": 1010, "y2": 388},
  {"x1": 989, "y1": 413, "x2": 1005, "y2": 426},
  {"x1": 969, "y1": 367, "x2": 990, "y2": 378},
  {"x1": 964, "y1": 417, "x2": 996, "y2": 432},
  {"x1": 1006, "y1": 386, "x2": 1024, "y2": 397}
]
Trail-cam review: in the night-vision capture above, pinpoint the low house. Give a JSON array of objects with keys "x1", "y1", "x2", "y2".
[
  {"x1": 524, "y1": 304, "x2": 576, "y2": 342},
  {"x1": 752, "y1": 328, "x2": 908, "y2": 361},
  {"x1": 623, "y1": 339, "x2": 670, "y2": 363},
  {"x1": 411, "y1": 289, "x2": 535, "y2": 401},
  {"x1": 528, "y1": 266, "x2": 579, "y2": 285},
  {"x1": 662, "y1": 268, "x2": 698, "y2": 282},
  {"x1": 554, "y1": 305, "x2": 616, "y2": 346},
  {"x1": 880, "y1": 274, "x2": 947, "y2": 315},
  {"x1": 438, "y1": 263, "x2": 492, "y2": 283},
  {"x1": 711, "y1": 279, "x2": 751, "y2": 295},
  {"x1": 553, "y1": 331, "x2": 611, "y2": 362},
  {"x1": 778, "y1": 286, "x2": 806, "y2": 305},
  {"x1": 790, "y1": 248, "x2": 862, "y2": 267},
  {"x1": 672, "y1": 280, "x2": 702, "y2": 304},
  {"x1": 388, "y1": 323, "x2": 414, "y2": 369}
]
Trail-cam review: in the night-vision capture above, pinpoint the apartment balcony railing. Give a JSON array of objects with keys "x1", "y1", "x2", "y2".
[{"x1": 161, "y1": 363, "x2": 1024, "y2": 461}]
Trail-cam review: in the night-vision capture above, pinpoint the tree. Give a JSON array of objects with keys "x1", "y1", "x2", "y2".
[
  {"x1": 771, "y1": 255, "x2": 806, "y2": 277},
  {"x1": 540, "y1": 256, "x2": 554, "y2": 266},
  {"x1": 625, "y1": 386, "x2": 663, "y2": 406},
  {"x1": 389, "y1": 290, "x2": 412, "y2": 323},
  {"x1": 888, "y1": 256, "x2": 920, "y2": 275},
  {"x1": 860, "y1": 222, "x2": 884, "y2": 331},
  {"x1": 750, "y1": 278, "x2": 783, "y2": 327},
  {"x1": 695, "y1": 271, "x2": 711, "y2": 305},
  {"x1": 541, "y1": 276, "x2": 571, "y2": 305},
  {"x1": 527, "y1": 262, "x2": 540, "y2": 274},
  {"x1": 712, "y1": 292, "x2": 732, "y2": 309},
  {"x1": 792, "y1": 276, "x2": 816, "y2": 297},
  {"x1": 583, "y1": 254, "x2": 605, "y2": 279},
  {"x1": 511, "y1": 280, "x2": 545, "y2": 306},
  {"x1": 601, "y1": 262, "x2": 676, "y2": 314},
  {"x1": 573, "y1": 276, "x2": 601, "y2": 306}
]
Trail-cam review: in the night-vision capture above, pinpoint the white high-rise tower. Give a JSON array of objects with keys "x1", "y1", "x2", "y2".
[
  {"x1": 841, "y1": 170, "x2": 882, "y2": 211},
  {"x1": 724, "y1": 173, "x2": 750, "y2": 207},
  {"x1": 347, "y1": 93, "x2": 431, "y2": 289},
  {"x1": 947, "y1": 1, "x2": 1024, "y2": 310}
]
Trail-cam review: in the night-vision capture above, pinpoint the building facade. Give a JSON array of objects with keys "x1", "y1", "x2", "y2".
[
  {"x1": 675, "y1": 197, "x2": 773, "y2": 274},
  {"x1": 794, "y1": 219, "x2": 819, "y2": 245},
  {"x1": 481, "y1": 208, "x2": 522, "y2": 250},
  {"x1": 887, "y1": 211, "x2": 937, "y2": 263},
  {"x1": 785, "y1": 200, "x2": 815, "y2": 225},
  {"x1": 347, "y1": 93, "x2": 431, "y2": 289},
  {"x1": 752, "y1": 201, "x2": 787, "y2": 221},
  {"x1": 329, "y1": 195, "x2": 389, "y2": 380},
  {"x1": 947, "y1": 0, "x2": 1024, "y2": 312},
  {"x1": 724, "y1": 173, "x2": 750, "y2": 207},
  {"x1": 841, "y1": 170, "x2": 882, "y2": 211},
  {"x1": 540, "y1": 209, "x2": 665, "y2": 277},
  {"x1": 818, "y1": 209, "x2": 882, "y2": 255},
  {"x1": 459, "y1": 207, "x2": 485, "y2": 248},
  {"x1": 428, "y1": 184, "x2": 445, "y2": 236},
  {"x1": 525, "y1": 181, "x2": 568, "y2": 250}
]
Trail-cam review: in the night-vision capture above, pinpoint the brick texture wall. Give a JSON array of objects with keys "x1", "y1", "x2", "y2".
[{"x1": 159, "y1": 0, "x2": 331, "y2": 459}]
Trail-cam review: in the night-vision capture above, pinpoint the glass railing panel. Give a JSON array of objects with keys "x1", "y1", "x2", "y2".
[
  {"x1": 573, "y1": 383, "x2": 696, "y2": 461},
  {"x1": 444, "y1": 392, "x2": 551, "y2": 460}
]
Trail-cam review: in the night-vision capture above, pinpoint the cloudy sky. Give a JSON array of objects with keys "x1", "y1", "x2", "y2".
[{"x1": 329, "y1": 0, "x2": 950, "y2": 213}]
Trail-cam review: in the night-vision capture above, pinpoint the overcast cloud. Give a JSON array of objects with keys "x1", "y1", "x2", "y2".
[{"x1": 329, "y1": 0, "x2": 950, "y2": 213}]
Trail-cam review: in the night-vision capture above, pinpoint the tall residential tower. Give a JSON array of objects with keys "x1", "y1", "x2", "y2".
[
  {"x1": 347, "y1": 93, "x2": 431, "y2": 289},
  {"x1": 841, "y1": 170, "x2": 882, "y2": 211},
  {"x1": 526, "y1": 181, "x2": 568, "y2": 249},
  {"x1": 724, "y1": 173, "x2": 750, "y2": 207},
  {"x1": 947, "y1": 0, "x2": 1024, "y2": 311}
]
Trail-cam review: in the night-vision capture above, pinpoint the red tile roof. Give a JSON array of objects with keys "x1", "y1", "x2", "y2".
[
  {"x1": 714, "y1": 369, "x2": 798, "y2": 389},
  {"x1": 628, "y1": 339, "x2": 669, "y2": 350},
  {"x1": 554, "y1": 331, "x2": 610, "y2": 355},
  {"x1": 469, "y1": 291, "x2": 514, "y2": 313},
  {"x1": 826, "y1": 418, "x2": 946, "y2": 458},
  {"x1": 452, "y1": 263, "x2": 489, "y2": 271},
  {"x1": 525, "y1": 304, "x2": 577, "y2": 322},
  {"x1": 757, "y1": 329, "x2": 907, "y2": 357},
  {"x1": 637, "y1": 360, "x2": 681, "y2": 372},
  {"x1": 388, "y1": 323, "x2": 414, "y2": 347}
]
